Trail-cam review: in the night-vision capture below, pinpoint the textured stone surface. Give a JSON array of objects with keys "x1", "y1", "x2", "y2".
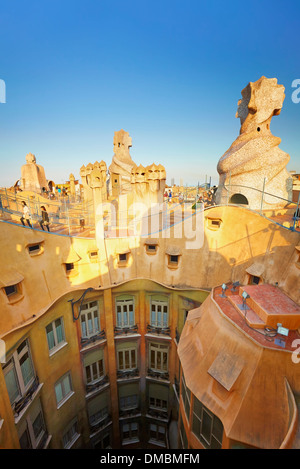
[
  {"x1": 108, "y1": 129, "x2": 136, "y2": 194},
  {"x1": 216, "y1": 76, "x2": 293, "y2": 209},
  {"x1": 20, "y1": 153, "x2": 48, "y2": 193}
]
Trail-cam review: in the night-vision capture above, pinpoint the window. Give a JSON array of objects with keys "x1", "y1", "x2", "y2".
[
  {"x1": 27, "y1": 243, "x2": 44, "y2": 256},
  {"x1": 122, "y1": 422, "x2": 139, "y2": 443},
  {"x1": 5, "y1": 284, "x2": 18, "y2": 297},
  {"x1": 85, "y1": 358, "x2": 104, "y2": 384},
  {"x1": 89, "y1": 406, "x2": 108, "y2": 426},
  {"x1": 170, "y1": 255, "x2": 178, "y2": 264},
  {"x1": 93, "y1": 432, "x2": 111, "y2": 449},
  {"x1": 181, "y1": 373, "x2": 191, "y2": 420},
  {"x1": 65, "y1": 263, "x2": 74, "y2": 272},
  {"x1": 80, "y1": 301, "x2": 100, "y2": 338},
  {"x1": 119, "y1": 253, "x2": 127, "y2": 262},
  {"x1": 192, "y1": 396, "x2": 223, "y2": 449},
  {"x1": 3, "y1": 339, "x2": 35, "y2": 407},
  {"x1": 249, "y1": 275, "x2": 260, "y2": 285},
  {"x1": 18, "y1": 399, "x2": 46, "y2": 449},
  {"x1": 55, "y1": 372, "x2": 73, "y2": 407},
  {"x1": 151, "y1": 299, "x2": 169, "y2": 328},
  {"x1": 146, "y1": 244, "x2": 157, "y2": 254},
  {"x1": 149, "y1": 396, "x2": 167, "y2": 411},
  {"x1": 118, "y1": 347, "x2": 137, "y2": 371},
  {"x1": 149, "y1": 343, "x2": 168, "y2": 373},
  {"x1": 149, "y1": 423, "x2": 166, "y2": 445},
  {"x1": 62, "y1": 419, "x2": 80, "y2": 449},
  {"x1": 46, "y1": 317, "x2": 66, "y2": 354},
  {"x1": 120, "y1": 394, "x2": 138, "y2": 411},
  {"x1": 116, "y1": 298, "x2": 135, "y2": 328},
  {"x1": 207, "y1": 218, "x2": 222, "y2": 230}
]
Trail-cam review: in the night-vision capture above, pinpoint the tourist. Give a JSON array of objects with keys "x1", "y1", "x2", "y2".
[
  {"x1": 168, "y1": 190, "x2": 172, "y2": 203},
  {"x1": 39, "y1": 206, "x2": 50, "y2": 232},
  {"x1": 20, "y1": 201, "x2": 32, "y2": 228}
]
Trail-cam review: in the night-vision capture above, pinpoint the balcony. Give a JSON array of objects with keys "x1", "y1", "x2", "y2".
[
  {"x1": 86, "y1": 375, "x2": 109, "y2": 395},
  {"x1": 147, "y1": 408, "x2": 169, "y2": 422},
  {"x1": 81, "y1": 329, "x2": 106, "y2": 348},
  {"x1": 89, "y1": 414, "x2": 112, "y2": 435},
  {"x1": 117, "y1": 368, "x2": 140, "y2": 380},
  {"x1": 119, "y1": 406, "x2": 141, "y2": 419},
  {"x1": 146, "y1": 324, "x2": 171, "y2": 337},
  {"x1": 114, "y1": 324, "x2": 139, "y2": 337},
  {"x1": 147, "y1": 368, "x2": 169, "y2": 382},
  {"x1": 14, "y1": 376, "x2": 41, "y2": 418}
]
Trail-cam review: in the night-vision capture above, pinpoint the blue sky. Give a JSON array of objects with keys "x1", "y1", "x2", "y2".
[{"x1": 0, "y1": 0, "x2": 300, "y2": 187}]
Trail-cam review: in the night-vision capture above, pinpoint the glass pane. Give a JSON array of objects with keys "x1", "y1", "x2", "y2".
[
  {"x1": 150, "y1": 350, "x2": 155, "y2": 368},
  {"x1": 33, "y1": 411, "x2": 44, "y2": 439},
  {"x1": 131, "y1": 349, "x2": 136, "y2": 368},
  {"x1": 93, "y1": 312, "x2": 99, "y2": 332},
  {"x1": 46, "y1": 324, "x2": 55, "y2": 349},
  {"x1": 125, "y1": 350, "x2": 130, "y2": 368},
  {"x1": 151, "y1": 309, "x2": 156, "y2": 325},
  {"x1": 55, "y1": 319, "x2": 64, "y2": 343},
  {"x1": 55, "y1": 383, "x2": 63, "y2": 403},
  {"x1": 88, "y1": 313, "x2": 93, "y2": 334},
  {"x1": 192, "y1": 415, "x2": 201, "y2": 438},
  {"x1": 162, "y1": 352, "x2": 167, "y2": 371},
  {"x1": 81, "y1": 316, "x2": 87, "y2": 337},
  {"x1": 92, "y1": 362, "x2": 98, "y2": 380},
  {"x1": 86, "y1": 366, "x2": 91, "y2": 383},
  {"x1": 4, "y1": 366, "x2": 20, "y2": 403},
  {"x1": 19, "y1": 429, "x2": 32, "y2": 449},
  {"x1": 201, "y1": 408, "x2": 213, "y2": 444},
  {"x1": 129, "y1": 308, "x2": 134, "y2": 326},
  {"x1": 212, "y1": 415, "x2": 223, "y2": 443},
  {"x1": 119, "y1": 352, "x2": 124, "y2": 369},
  {"x1": 20, "y1": 352, "x2": 34, "y2": 387},
  {"x1": 62, "y1": 374, "x2": 71, "y2": 396}
]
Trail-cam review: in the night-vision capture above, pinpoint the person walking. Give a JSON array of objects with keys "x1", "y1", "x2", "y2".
[
  {"x1": 39, "y1": 206, "x2": 50, "y2": 231},
  {"x1": 20, "y1": 201, "x2": 32, "y2": 228}
]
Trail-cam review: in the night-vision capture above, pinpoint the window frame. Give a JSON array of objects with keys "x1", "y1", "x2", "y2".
[
  {"x1": 54, "y1": 372, "x2": 74, "y2": 408},
  {"x1": 149, "y1": 342, "x2": 169, "y2": 373},
  {"x1": 150, "y1": 299, "x2": 169, "y2": 328},
  {"x1": 45, "y1": 317, "x2": 66, "y2": 355},
  {"x1": 3, "y1": 339, "x2": 35, "y2": 406},
  {"x1": 115, "y1": 297, "x2": 135, "y2": 329},
  {"x1": 117, "y1": 346, "x2": 137, "y2": 371},
  {"x1": 80, "y1": 301, "x2": 100, "y2": 339}
]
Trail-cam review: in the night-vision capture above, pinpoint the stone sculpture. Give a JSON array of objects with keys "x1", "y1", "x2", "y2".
[
  {"x1": 109, "y1": 129, "x2": 136, "y2": 196},
  {"x1": 216, "y1": 76, "x2": 293, "y2": 209},
  {"x1": 20, "y1": 153, "x2": 48, "y2": 193}
]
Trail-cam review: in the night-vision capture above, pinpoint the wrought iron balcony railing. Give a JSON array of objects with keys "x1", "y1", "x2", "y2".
[
  {"x1": 114, "y1": 324, "x2": 139, "y2": 336},
  {"x1": 89, "y1": 414, "x2": 112, "y2": 434},
  {"x1": 147, "y1": 408, "x2": 169, "y2": 421},
  {"x1": 119, "y1": 406, "x2": 141, "y2": 418},
  {"x1": 147, "y1": 368, "x2": 169, "y2": 381},
  {"x1": 14, "y1": 376, "x2": 40, "y2": 416},
  {"x1": 146, "y1": 324, "x2": 171, "y2": 336},
  {"x1": 81, "y1": 329, "x2": 106, "y2": 347},
  {"x1": 117, "y1": 368, "x2": 139, "y2": 380},
  {"x1": 86, "y1": 375, "x2": 109, "y2": 394}
]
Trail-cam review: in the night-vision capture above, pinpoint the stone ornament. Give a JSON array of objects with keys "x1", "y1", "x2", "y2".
[{"x1": 216, "y1": 76, "x2": 293, "y2": 209}]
